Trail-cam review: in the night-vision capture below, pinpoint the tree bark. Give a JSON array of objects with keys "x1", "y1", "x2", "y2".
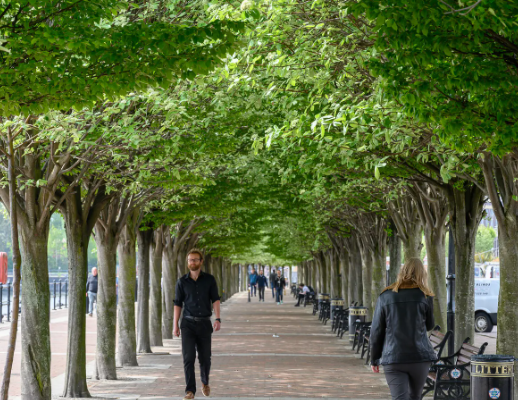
[
  {"x1": 162, "y1": 233, "x2": 178, "y2": 339},
  {"x1": 61, "y1": 204, "x2": 90, "y2": 397},
  {"x1": 408, "y1": 183, "x2": 449, "y2": 333},
  {"x1": 372, "y1": 235, "x2": 388, "y2": 308},
  {"x1": 388, "y1": 195, "x2": 423, "y2": 261},
  {"x1": 359, "y1": 241, "x2": 373, "y2": 317},
  {"x1": 348, "y1": 236, "x2": 363, "y2": 305},
  {"x1": 19, "y1": 231, "x2": 52, "y2": 399},
  {"x1": 447, "y1": 184, "x2": 485, "y2": 349},
  {"x1": 0, "y1": 130, "x2": 23, "y2": 400},
  {"x1": 116, "y1": 214, "x2": 139, "y2": 367},
  {"x1": 339, "y1": 248, "x2": 350, "y2": 305},
  {"x1": 388, "y1": 220, "x2": 401, "y2": 285},
  {"x1": 137, "y1": 228, "x2": 153, "y2": 354},
  {"x1": 479, "y1": 153, "x2": 518, "y2": 396},
  {"x1": 94, "y1": 226, "x2": 118, "y2": 380},
  {"x1": 150, "y1": 227, "x2": 164, "y2": 347}
]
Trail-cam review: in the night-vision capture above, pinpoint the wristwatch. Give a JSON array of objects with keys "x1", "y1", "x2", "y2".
[{"x1": 215, "y1": 318, "x2": 221, "y2": 323}]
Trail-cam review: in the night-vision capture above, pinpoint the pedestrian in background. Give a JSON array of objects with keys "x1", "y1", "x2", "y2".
[
  {"x1": 256, "y1": 270, "x2": 268, "y2": 302},
  {"x1": 269, "y1": 268, "x2": 276, "y2": 298},
  {"x1": 86, "y1": 267, "x2": 98, "y2": 317},
  {"x1": 249, "y1": 268, "x2": 258, "y2": 297},
  {"x1": 274, "y1": 269, "x2": 285, "y2": 305},
  {"x1": 370, "y1": 258, "x2": 436, "y2": 400}
]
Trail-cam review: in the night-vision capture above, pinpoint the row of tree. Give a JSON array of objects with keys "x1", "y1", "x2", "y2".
[{"x1": 1, "y1": 0, "x2": 517, "y2": 399}]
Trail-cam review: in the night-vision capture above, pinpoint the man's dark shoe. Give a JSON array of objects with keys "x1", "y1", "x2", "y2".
[
  {"x1": 202, "y1": 384, "x2": 210, "y2": 397},
  {"x1": 294, "y1": 304, "x2": 300, "y2": 307},
  {"x1": 183, "y1": 392, "x2": 195, "y2": 400}
]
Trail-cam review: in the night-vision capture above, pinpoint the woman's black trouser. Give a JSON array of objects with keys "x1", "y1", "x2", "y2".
[
  {"x1": 383, "y1": 362, "x2": 431, "y2": 400},
  {"x1": 181, "y1": 318, "x2": 213, "y2": 394}
]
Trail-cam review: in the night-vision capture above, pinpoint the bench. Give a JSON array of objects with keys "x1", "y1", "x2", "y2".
[
  {"x1": 422, "y1": 338, "x2": 488, "y2": 399},
  {"x1": 332, "y1": 308, "x2": 348, "y2": 333},
  {"x1": 352, "y1": 321, "x2": 371, "y2": 352},
  {"x1": 319, "y1": 301, "x2": 331, "y2": 323}
]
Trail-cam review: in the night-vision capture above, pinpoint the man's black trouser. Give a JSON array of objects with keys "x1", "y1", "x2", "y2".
[
  {"x1": 296, "y1": 294, "x2": 304, "y2": 305},
  {"x1": 258, "y1": 286, "x2": 265, "y2": 300},
  {"x1": 383, "y1": 362, "x2": 431, "y2": 400},
  {"x1": 181, "y1": 318, "x2": 213, "y2": 394}
]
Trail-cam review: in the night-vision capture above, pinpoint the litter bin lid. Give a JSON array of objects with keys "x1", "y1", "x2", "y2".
[{"x1": 472, "y1": 355, "x2": 515, "y2": 362}]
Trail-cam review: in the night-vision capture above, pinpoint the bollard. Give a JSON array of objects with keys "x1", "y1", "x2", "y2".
[
  {"x1": 53, "y1": 280, "x2": 57, "y2": 310},
  {"x1": 317, "y1": 293, "x2": 330, "y2": 311},
  {"x1": 58, "y1": 280, "x2": 62, "y2": 309},
  {"x1": 471, "y1": 355, "x2": 514, "y2": 400},
  {"x1": 330, "y1": 298, "x2": 344, "y2": 322},
  {"x1": 348, "y1": 306, "x2": 367, "y2": 342}
]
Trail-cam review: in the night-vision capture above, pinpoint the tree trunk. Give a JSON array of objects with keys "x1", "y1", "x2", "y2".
[
  {"x1": 18, "y1": 224, "x2": 51, "y2": 399},
  {"x1": 137, "y1": 228, "x2": 152, "y2": 354},
  {"x1": 339, "y1": 248, "x2": 350, "y2": 305},
  {"x1": 388, "y1": 221, "x2": 401, "y2": 285},
  {"x1": 402, "y1": 225, "x2": 423, "y2": 260},
  {"x1": 94, "y1": 227, "x2": 118, "y2": 380},
  {"x1": 162, "y1": 235, "x2": 178, "y2": 340},
  {"x1": 329, "y1": 250, "x2": 340, "y2": 298},
  {"x1": 448, "y1": 185, "x2": 485, "y2": 349},
  {"x1": 348, "y1": 238, "x2": 363, "y2": 305},
  {"x1": 360, "y1": 243, "x2": 373, "y2": 318},
  {"x1": 61, "y1": 203, "x2": 90, "y2": 397},
  {"x1": 372, "y1": 241, "x2": 387, "y2": 309},
  {"x1": 150, "y1": 227, "x2": 164, "y2": 347},
  {"x1": 116, "y1": 221, "x2": 139, "y2": 367},
  {"x1": 479, "y1": 154, "x2": 518, "y2": 397},
  {"x1": 423, "y1": 223, "x2": 447, "y2": 332},
  {"x1": 0, "y1": 131, "x2": 23, "y2": 400},
  {"x1": 388, "y1": 195, "x2": 423, "y2": 262}
]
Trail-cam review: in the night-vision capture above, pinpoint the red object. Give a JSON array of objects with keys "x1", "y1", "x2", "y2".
[{"x1": 0, "y1": 252, "x2": 7, "y2": 284}]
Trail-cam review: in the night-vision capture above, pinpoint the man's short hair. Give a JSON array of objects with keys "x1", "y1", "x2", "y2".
[
  {"x1": 187, "y1": 248, "x2": 203, "y2": 261},
  {"x1": 299, "y1": 283, "x2": 304, "y2": 286}
]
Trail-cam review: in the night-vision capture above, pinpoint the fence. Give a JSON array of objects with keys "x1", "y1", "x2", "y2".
[{"x1": 0, "y1": 279, "x2": 69, "y2": 323}]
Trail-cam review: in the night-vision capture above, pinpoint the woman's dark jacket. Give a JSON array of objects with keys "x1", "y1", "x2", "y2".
[{"x1": 370, "y1": 282, "x2": 437, "y2": 366}]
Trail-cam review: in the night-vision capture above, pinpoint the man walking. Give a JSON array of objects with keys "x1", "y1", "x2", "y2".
[
  {"x1": 86, "y1": 267, "x2": 98, "y2": 317},
  {"x1": 257, "y1": 270, "x2": 268, "y2": 302},
  {"x1": 269, "y1": 268, "x2": 276, "y2": 298},
  {"x1": 274, "y1": 269, "x2": 286, "y2": 305},
  {"x1": 173, "y1": 249, "x2": 221, "y2": 400},
  {"x1": 249, "y1": 268, "x2": 258, "y2": 297}
]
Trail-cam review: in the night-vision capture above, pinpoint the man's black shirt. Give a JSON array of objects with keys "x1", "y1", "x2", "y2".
[{"x1": 173, "y1": 271, "x2": 220, "y2": 318}]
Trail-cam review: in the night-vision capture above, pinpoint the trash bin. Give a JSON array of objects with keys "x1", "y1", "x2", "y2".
[
  {"x1": 471, "y1": 354, "x2": 514, "y2": 400},
  {"x1": 348, "y1": 306, "x2": 367, "y2": 342},
  {"x1": 317, "y1": 293, "x2": 329, "y2": 311},
  {"x1": 330, "y1": 298, "x2": 344, "y2": 321}
]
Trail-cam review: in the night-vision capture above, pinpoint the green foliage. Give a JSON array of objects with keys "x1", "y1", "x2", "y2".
[
  {"x1": 0, "y1": 0, "x2": 245, "y2": 115},
  {"x1": 475, "y1": 225, "x2": 497, "y2": 262}
]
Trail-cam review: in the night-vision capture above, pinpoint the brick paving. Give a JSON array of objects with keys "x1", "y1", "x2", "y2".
[
  {"x1": 86, "y1": 291, "x2": 391, "y2": 399},
  {"x1": 0, "y1": 290, "x2": 498, "y2": 399}
]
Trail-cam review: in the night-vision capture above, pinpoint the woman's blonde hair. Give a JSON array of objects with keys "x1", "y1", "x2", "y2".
[{"x1": 393, "y1": 257, "x2": 434, "y2": 296}]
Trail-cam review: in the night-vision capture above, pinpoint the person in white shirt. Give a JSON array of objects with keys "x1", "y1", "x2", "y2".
[{"x1": 294, "y1": 283, "x2": 309, "y2": 307}]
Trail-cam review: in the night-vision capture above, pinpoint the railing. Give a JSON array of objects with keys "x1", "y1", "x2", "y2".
[{"x1": 0, "y1": 279, "x2": 69, "y2": 323}]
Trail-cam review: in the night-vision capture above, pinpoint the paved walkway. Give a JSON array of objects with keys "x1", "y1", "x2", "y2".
[
  {"x1": 86, "y1": 291, "x2": 391, "y2": 399},
  {"x1": 1, "y1": 290, "x2": 498, "y2": 399}
]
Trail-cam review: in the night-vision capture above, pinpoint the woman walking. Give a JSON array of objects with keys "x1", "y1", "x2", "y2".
[{"x1": 370, "y1": 258, "x2": 437, "y2": 400}]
